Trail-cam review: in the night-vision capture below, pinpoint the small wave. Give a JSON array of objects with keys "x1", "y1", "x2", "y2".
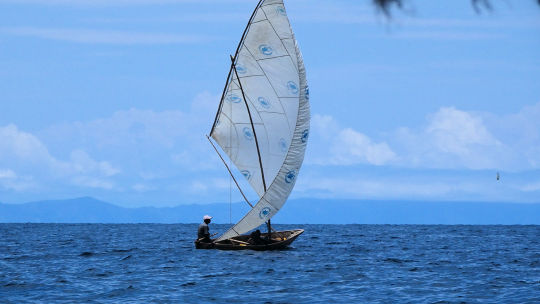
[
  {"x1": 121, "y1": 255, "x2": 132, "y2": 261},
  {"x1": 383, "y1": 258, "x2": 408, "y2": 264},
  {"x1": 59, "y1": 239, "x2": 75, "y2": 245},
  {"x1": 2, "y1": 255, "x2": 31, "y2": 261},
  {"x1": 1, "y1": 224, "x2": 538, "y2": 303},
  {"x1": 4, "y1": 282, "x2": 26, "y2": 288},
  {"x1": 112, "y1": 248, "x2": 137, "y2": 253},
  {"x1": 102, "y1": 285, "x2": 135, "y2": 298}
]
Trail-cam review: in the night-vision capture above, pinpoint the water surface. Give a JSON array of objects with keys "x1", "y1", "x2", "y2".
[{"x1": 1, "y1": 224, "x2": 539, "y2": 303}]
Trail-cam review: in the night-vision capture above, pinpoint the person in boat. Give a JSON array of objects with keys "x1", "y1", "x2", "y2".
[
  {"x1": 247, "y1": 229, "x2": 270, "y2": 245},
  {"x1": 197, "y1": 215, "x2": 213, "y2": 243}
]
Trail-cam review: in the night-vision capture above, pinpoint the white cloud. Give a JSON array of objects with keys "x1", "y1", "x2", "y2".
[
  {"x1": 393, "y1": 107, "x2": 517, "y2": 170},
  {"x1": 289, "y1": 0, "x2": 373, "y2": 25},
  {"x1": 310, "y1": 114, "x2": 396, "y2": 166},
  {"x1": 132, "y1": 183, "x2": 155, "y2": 192},
  {"x1": 293, "y1": 168, "x2": 540, "y2": 203},
  {"x1": 2, "y1": 93, "x2": 538, "y2": 203},
  {"x1": 37, "y1": 91, "x2": 223, "y2": 193},
  {"x1": 0, "y1": 0, "x2": 247, "y2": 6},
  {"x1": 0, "y1": 169, "x2": 32, "y2": 191},
  {"x1": 393, "y1": 30, "x2": 505, "y2": 40},
  {"x1": 43, "y1": 92, "x2": 217, "y2": 151},
  {"x1": 520, "y1": 181, "x2": 540, "y2": 192},
  {"x1": 485, "y1": 102, "x2": 540, "y2": 169},
  {"x1": 71, "y1": 176, "x2": 114, "y2": 190},
  {"x1": 332, "y1": 128, "x2": 397, "y2": 165},
  {"x1": 87, "y1": 12, "x2": 248, "y2": 25},
  {"x1": 0, "y1": 169, "x2": 16, "y2": 179},
  {"x1": 311, "y1": 114, "x2": 339, "y2": 139},
  {"x1": 0, "y1": 124, "x2": 55, "y2": 165},
  {"x1": 296, "y1": 103, "x2": 540, "y2": 202},
  {"x1": 0, "y1": 27, "x2": 215, "y2": 45},
  {"x1": 426, "y1": 107, "x2": 501, "y2": 155},
  {"x1": 297, "y1": 177, "x2": 456, "y2": 199},
  {"x1": 190, "y1": 180, "x2": 208, "y2": 192},
  {"x1": 69, "y1": 150, "x2": 120, "y2": 177},
  {"x1": 0, "y1": 124, "x2": 119, "y2": 191},
  {"x1": 309, "y1": 103, "x2": 540, "y2": 171},
  {"x1": 0, "y1": 176, "x2": 35, "y2": 192}
]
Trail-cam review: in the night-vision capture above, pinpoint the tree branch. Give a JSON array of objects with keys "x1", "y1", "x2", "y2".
[{"x1": 373, "y1": 0, "x2": 539, "y2": 17}]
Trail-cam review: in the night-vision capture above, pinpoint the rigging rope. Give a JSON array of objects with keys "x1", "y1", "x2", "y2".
[{"x1": 229, "y1": 86, "x2": 233, "y2": 225}]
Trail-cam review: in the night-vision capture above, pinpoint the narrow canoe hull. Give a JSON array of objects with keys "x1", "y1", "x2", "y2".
[{"x1": 195, "y1": 229, "x2": 303, "y2": 251}]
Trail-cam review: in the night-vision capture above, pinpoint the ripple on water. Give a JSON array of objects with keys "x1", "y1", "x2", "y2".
[{"x1": 0, "y1": 224, "x2": 538, "y2": 303}]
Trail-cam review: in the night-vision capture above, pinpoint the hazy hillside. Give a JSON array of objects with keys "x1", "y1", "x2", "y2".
[{"x1": 1, "y1": 197, "x2": 539, "y2": 224}]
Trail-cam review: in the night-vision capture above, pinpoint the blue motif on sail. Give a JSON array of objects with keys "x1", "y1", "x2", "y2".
[
  {"x1": 211, "y1": 0, "x2": 310, "y2": 241},
  {"x1": 243, "y1": 127, "x2": 253, "y2": 140},
  {"x1": 258, "y1": 97, "x2": 270, "y2": 108},
  {"x1": 226, "y1": 94, "x2": 242, "y2": 103},
  {"x1": 287, "y1": 81, "x2": 298, "y2": 94},
  {"x1": 241, "y1": 170, "x2": 252, "y2": 180},
  {"x1": 259, "y1": 44, "x2": 273, "y2": 56},
  {"x1": 301, "y1": 129, "x2": 309, "y2": 143},
  {"x1": 259, "y1": 207, "x2": 272, "y2": 219},
  {"x1": 236, "y1": 64, "x2": 247, "y2": 74},
  {"x1": 285, "y1": 170, "x2": 296, "y2": 184}
]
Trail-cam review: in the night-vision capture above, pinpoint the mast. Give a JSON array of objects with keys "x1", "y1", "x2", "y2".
[
  {"x1": 230, "y1": 55, "x2": 273, "y2": 236},
  {"x1": 230, "y1": 55, "x2": 268, "y2": 193},
  {"x1": 212, "y1": 0, "x2": 309, "y2": 241}
]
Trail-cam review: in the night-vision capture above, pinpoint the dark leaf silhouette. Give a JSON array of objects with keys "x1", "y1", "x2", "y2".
[{"x1": 373, "y1": 0, "x2": 539, "y2": 17}]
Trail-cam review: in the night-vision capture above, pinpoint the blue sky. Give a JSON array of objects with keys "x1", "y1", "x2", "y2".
[{"x1": 0, "y1": 0, "x2": 539, "y2": 207}]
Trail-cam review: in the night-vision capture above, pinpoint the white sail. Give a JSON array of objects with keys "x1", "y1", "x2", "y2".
[{"x1": 210, "y1": 0, "x2": 309, "y2": 241}]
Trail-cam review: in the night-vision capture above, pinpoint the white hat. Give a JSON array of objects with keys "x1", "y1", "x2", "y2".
[{"x1": 203, "y1": 215, "x2": 213, "y2": 220}]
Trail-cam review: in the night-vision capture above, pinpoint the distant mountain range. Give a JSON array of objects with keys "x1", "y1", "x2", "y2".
[{"x1": 0, "y1": 197, "x2": 539, "y2": 224}]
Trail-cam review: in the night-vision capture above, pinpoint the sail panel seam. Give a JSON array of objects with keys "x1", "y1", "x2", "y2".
[
  {"x1": 242, "y1": 38, "x2": 294, "y2": 136},
  {"x1": 260, "y1": 5, "x2": 298, "y2": 74}
]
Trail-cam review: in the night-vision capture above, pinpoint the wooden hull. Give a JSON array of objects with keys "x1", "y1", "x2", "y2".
[{"x1": 195, "y1": 229, "x2": 303, "y2": 251}]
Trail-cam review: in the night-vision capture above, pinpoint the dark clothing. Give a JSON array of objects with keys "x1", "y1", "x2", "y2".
[
  {"x1": 248, "y1": 230, "x2": 270, "y2": 245},
  {"x1": 198, "y1": 223, "x2": 211, "y2": 242}
]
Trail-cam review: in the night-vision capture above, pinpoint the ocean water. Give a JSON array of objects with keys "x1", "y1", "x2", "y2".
[{"x1": 0, "y1": 224, "x2": 539, "y2": 303}]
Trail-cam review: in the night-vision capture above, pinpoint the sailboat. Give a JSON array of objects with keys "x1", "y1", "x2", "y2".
[{"x1": 195, "y1": 0, "x2": 309, "y2": 250}]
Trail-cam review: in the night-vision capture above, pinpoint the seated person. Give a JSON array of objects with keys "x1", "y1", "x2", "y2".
[
  {"x1": 247, "y1": 229, "x2": 270, "y2": 245},
  {"x1": 197, "y1": 215, "x2": 213, "y2": 243}
]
